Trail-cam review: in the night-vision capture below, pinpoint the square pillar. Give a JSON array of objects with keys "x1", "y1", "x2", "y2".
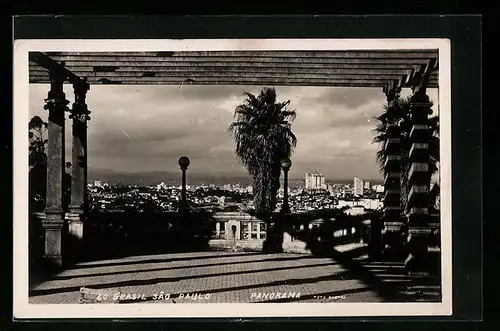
[
  {"x1": 379, "y1": 88, "x2": 405, "y2": 261},
  {"x1": 42, "y1": 69, "x2": 69, "y2": 269},
  {"x1": 382, "y1": 124, "x2": 405, "y2": 260},
  {"x1": 405, "y1": 73, "x2": 433, "y2": 273},
  {"x1": 66, "y1": 81, "x2": 90, "y2": 243}
]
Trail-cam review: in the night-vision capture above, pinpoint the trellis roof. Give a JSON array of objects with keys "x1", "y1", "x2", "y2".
[{"x1": 29, "y1": 50, "x2": 439, "y2": 91}]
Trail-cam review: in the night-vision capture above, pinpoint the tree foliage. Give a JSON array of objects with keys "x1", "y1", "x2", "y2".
[
  {"x1": 29, "y1": 115, "x2": 48, "y2": 167},
  {"x1": 372, "y1": 96, "x2": 440, "y2": 210},
  {"x1": 228, "y1": 88, "x2": 297, "y2": 213},
  {"x1": 28, "y1": 116, "x2": 73, "y2": 212}
]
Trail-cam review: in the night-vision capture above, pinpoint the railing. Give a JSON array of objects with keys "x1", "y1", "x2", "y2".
[
  {"x1": 81, "y1": 210, "x2": 216, "y2": 260},
  {"x1": 29, "y1": 209, "x2": 441, "y2": 266}
]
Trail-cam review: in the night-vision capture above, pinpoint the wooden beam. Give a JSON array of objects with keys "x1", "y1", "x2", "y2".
[
  {"x1": 29, "y1": 67, "x2": 420, "y2": 76},
  {"x1": 425, "y1": 58, "x2": 438, "y2": 74},
  {"x1": 30, "y1": 71, "x2": 437, "y2": 84},
  {"x1": 42, "y1": 58, "x2": 433, "y2": 66},
  {"x1": 48, "y1": 50, "x2": 438, "y2": 56},
  {"x1": 46, "y1": 50, "x2": 438, "y2": 59},
  {"x1": 407, "y1": 67, "x2": 417, "y2": 86},
  {"x1": 408, "y1": 58, "x2": 439, "y2": 88},
  {"x1": 387, "y1": 80, "x2": 397, "y2": 91},
  {"x1": 28, "y1": 52, "x2": 89, "y2": 89},
  {"x1": 30, "y1": 75, "x2": 438, "y2": 88},
  {"x1": 30, "y1": 62, "x2": 421, "y2": 71},
  {"x1": 30, "y1": 71, "x2": 417, "y2": 80},
  {"x1": 30, "y1": 79, "x2": 389, "y2": 87},
  {"x1": 31, "y1": 76, "x2": 391, "y2": 85},
  {"x1": 397, "y1": 72, "x2": 412, "y2": 89},
  {"x1": 382, "y1": 85, "x2": 388, "y2": 95},
  {"x1": 432, "y1": 58, "x2": 439, "y2": 71}
]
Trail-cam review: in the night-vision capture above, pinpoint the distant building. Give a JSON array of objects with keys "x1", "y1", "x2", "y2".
[
  {"x1": 372, "y1": 184, "x2": 384, "y2": 193},
  {"x1": 345, "y1": 205, "x2": 365, "y2": 216},
  {"x1": 338, "y1": 198, "x2": 383, "y2": 213},
  {"x1": 156, "y1": 182, "x2": 167, "y2": 191},
  {"x1": 305, "y1": 170, "x2": 326, "y2": 190},
  {"x1": 338, "y1": 200, "x2": 356, "y2": 209},
  {"x1": 353, "y1": 177, "x2": 364, "y2": 196},
  {"x1": 364, "y1": 181, "x2": 371, "y2": 190},
  {"x1": 360, "y1": 198, "x2": 384, "y2": 210}
]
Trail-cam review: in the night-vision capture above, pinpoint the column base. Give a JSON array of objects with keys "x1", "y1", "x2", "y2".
[
  {"x1": 42, "y1": 255, "x2": 63, "y2": 271},
  {"x1": 367, "y1": 217, "x2": 384, "y2": 261},
  {"x1": 382, "y1": 221, "x2": 406, "y2": 261},
  {"x1": 262, "y1": 221, "x2": 284, "y2": 253},
  {"x1": 66, "y1": 211, "x2": 84, "y2": 239},
  {"x1": 41, "y1": 213, "x2": 64, "y2": 270},
  {"x1": 404, "y1": 229, "x2": 431, "y2": 274},
  {"x1": 65, "y1": 211, "x2": 86, "y2": 264},
  {"x1": 262, "y1": 240, "x2": 284, "y2": 253}
]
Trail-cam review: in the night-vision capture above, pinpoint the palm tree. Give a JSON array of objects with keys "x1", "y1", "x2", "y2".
[
  {"x1": 228, "y1": 87, "x2": 297, "y2": 213},
  {"x1": 372, "y1": 96, "x2": 440, "y2": 211}
]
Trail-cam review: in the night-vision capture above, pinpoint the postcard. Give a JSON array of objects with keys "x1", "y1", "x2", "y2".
[{"x1": 13, "y1": 38, "x2": 451, "y2": 318}]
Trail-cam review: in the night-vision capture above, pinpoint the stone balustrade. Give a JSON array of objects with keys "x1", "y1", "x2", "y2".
[{"x1": 30, "y1": 210, "x2": 385, "y2": 266}]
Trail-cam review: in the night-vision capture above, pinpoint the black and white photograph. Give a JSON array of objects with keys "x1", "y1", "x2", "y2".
[{"x1": 13, "y1": 38, "x2": 451, "y2": 318}]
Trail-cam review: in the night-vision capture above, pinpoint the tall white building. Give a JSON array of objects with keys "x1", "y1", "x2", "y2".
[
  {"x1": 305, "y1": 170, "x2": 326, "y2": 190},
  {"x1": 353, "y1": 177, "x2": 364, "y2": 196}
]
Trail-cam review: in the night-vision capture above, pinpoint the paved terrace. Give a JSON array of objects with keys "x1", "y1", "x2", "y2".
[{"x1": 29, "y1": 245, "x2": 441, "y2": 304}]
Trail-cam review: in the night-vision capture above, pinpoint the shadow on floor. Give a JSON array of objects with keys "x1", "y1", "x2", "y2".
[
  {"x1": 250, "y1": 210, "x2": 442, "y2": 302},
  {"x1": 30, "y1": 209, "x2": 441, "y2": 302}
]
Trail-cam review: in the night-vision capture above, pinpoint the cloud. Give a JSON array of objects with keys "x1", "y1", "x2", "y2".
[
  {"x1": 301, "y1": 87, "x2": 385, "y2": 109},
  {"x1": 28, "y1": 83, "x2": 436, "y2": 181}
]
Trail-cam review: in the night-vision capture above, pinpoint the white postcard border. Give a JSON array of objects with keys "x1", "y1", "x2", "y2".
[{"x1": 13, "y1": 38, "x2": 452, "y2": 318}]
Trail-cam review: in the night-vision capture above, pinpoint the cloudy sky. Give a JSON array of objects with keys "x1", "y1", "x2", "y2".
[{"x1": 29, "y1": 84, "x2": 438, "y2": 181}]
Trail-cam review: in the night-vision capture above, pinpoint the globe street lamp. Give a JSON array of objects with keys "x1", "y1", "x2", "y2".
[
  {"x1": 280, "y1": 158, "x2": 292, "y2": 214},
  {"x1": 178, "y1": 156, "x2": 190, "y2": 211}
]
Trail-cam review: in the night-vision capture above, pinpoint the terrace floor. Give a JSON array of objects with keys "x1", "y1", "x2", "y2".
[{"x1": 29, "y1": 245, "x2": 442, "y2": 304}]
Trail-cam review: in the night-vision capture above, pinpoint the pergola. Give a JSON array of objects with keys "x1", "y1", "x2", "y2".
[{"x1": 29, "y1": 50, "x2": 439, "y2": 271}]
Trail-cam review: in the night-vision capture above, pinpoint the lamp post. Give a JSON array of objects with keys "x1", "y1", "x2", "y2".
[
  {"x1": 178, "y1": 156, "x2": 190, "y2": 211},
  {"x1": 280, "y1": 158, "x2": 292, "y2": 214}
]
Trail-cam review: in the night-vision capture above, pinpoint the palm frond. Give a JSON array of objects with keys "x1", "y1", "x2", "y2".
[{"x1": 228, "y1": 88, "x2": 297, "y2": 212}]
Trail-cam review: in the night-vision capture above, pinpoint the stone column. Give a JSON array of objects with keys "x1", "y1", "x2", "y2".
[
  {"x1": 405, "y1": 72, "x2": 433, "y2": 273},
  {"x1": 381, "y1": 88, "x2": 405, "y2": 260},
  {"x1": 42, "y1": 69, "x2": 69, "y2": 269},
  {"x1": 67, "y1": 81, "x2": 90, "y2": 242}
]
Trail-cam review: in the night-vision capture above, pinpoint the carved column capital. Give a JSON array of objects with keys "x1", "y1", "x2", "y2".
[
  {"x1": 385, "y1": 86, "x2": 402, "y2": 104},
  {"x1": 70, "y1": 80, "x2": 91, "y2": 122},
  {"x1": 43, "y1": 69, "x2": 70, "y2": 126},
  {"x1": 73, "y1": 79, "x2": 90, "y2": 94},
  {"x1": 68, "y1": 105, "x2": 91, "y2": 122}
]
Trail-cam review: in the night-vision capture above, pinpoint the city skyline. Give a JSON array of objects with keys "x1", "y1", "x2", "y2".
[
  {"x1": 29, "y1": 84, "x2": 439, "y2": 181},
  {"x1": 87, "y1": 170, "x2": 384, "y2": 187}
]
